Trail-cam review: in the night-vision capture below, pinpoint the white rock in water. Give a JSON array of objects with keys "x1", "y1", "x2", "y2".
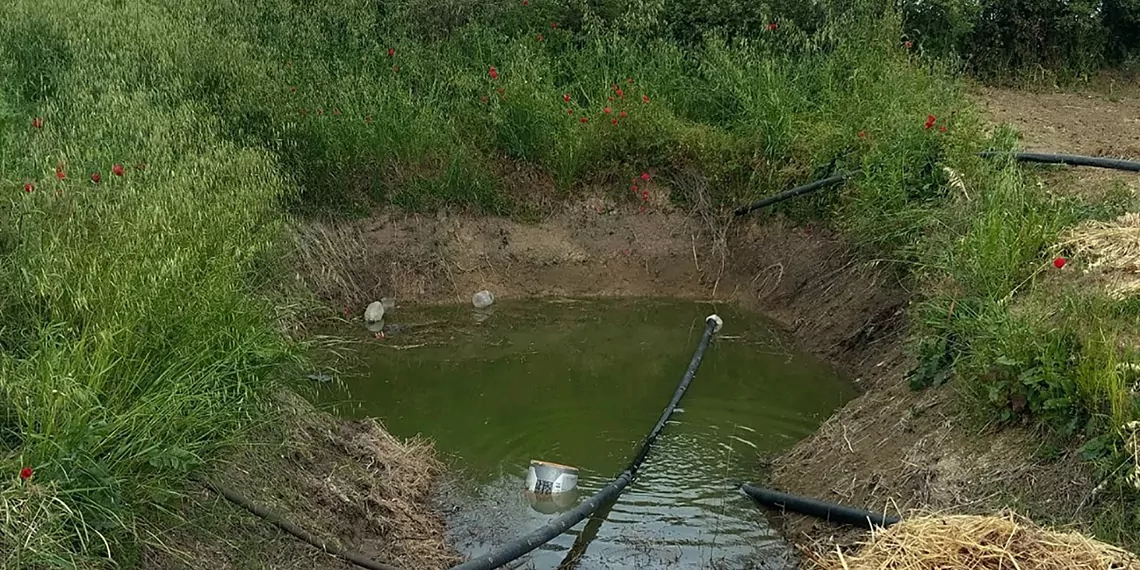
[
  {"x1": 472, "y1": 290, "x2": 495, "y2": 309},
  {"x1": 364, "y1": 301, "x2": 386, "y2": 322}
]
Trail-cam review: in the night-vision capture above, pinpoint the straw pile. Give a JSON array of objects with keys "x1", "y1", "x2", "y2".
[
  {"x1": 814, "y1": 511, "x2": 1139, "y2": 570},
  {"x1": 1063, "y1": 212, "x2": 1140, "y2": 297}
]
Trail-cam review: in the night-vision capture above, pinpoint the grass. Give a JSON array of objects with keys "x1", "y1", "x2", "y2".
[{"x1": 0, "y1": 0, "x2": 1137, "y2": 566}]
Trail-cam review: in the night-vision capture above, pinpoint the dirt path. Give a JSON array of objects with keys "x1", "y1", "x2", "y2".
[{"x1": 972, "y1": 81, "x2": 1140, "y2": 158}]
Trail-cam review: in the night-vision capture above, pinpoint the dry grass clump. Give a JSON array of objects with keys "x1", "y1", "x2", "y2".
[
  {"x1": 275, "y1": 392, "x2": 460, "y2": 569},
  {"x1": 1063, "y1": 212, "x2": 1140, "y2": 297},
  {"x1": 813, "y1": 511, "x2": 1139, "y2": 570}
]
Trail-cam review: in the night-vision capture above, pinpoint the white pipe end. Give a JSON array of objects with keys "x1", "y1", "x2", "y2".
[{"x1": 707, "y1": 314, "x2": 723, "y2": 333}]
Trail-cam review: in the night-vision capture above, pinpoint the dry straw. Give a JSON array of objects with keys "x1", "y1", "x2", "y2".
[
  {"x1": 812, "y1": 511, "x2": 1139, "y2": 570},
  {"x1": 1063, "y1": 212, "x2": 1140, "y2": 297}
]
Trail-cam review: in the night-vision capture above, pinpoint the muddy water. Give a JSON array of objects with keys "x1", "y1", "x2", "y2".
[{"x1": 319, "y1": 299, "x2": 854, "y2": 569}]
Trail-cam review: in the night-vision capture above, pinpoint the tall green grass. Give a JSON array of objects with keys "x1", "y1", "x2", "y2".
[{"x1": 1, "y1": 0, "x2": 1137, "y2": 566}]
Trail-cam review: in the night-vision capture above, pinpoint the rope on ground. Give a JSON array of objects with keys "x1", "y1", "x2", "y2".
[{"x1": 200, "y1": 478, "x2": 402, "y2": 570}]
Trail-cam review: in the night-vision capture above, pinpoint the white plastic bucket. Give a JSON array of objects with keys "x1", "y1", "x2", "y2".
[{"x1": 525, "y1": 459, "x2": 579, "y2": 495}]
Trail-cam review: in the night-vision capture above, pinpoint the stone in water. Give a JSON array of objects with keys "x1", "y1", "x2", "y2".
[
  {"x1": 472, "y1": 290, "x2": 495, "y2": 309},
  {"x1": 364, "y1": 301, "x2": 386, "y2": 322}
]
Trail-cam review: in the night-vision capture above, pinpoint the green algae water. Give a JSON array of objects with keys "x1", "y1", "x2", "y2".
[{"x1": 318, "y1": 298, "x2": 854, "y2": 569}]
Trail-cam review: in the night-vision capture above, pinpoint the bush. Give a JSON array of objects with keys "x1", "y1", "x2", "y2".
[{"x1": 899, "y1": 0, "x2": 1138, "y2": 78}]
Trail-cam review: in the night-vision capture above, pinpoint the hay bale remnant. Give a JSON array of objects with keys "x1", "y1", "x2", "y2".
[{"x1": 813, "y1": 511, "x2": 1139, "y2": 570}]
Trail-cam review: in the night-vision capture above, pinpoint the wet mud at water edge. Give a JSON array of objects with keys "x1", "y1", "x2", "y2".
[{"x1": 316, "y1": 299, "x2": 856, "y2": 569}]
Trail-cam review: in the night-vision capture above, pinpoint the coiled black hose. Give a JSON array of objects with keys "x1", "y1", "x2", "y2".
[
  {"x1": 450, "y1": 314, "x2": 723, "y2": 570},
  {"x1": 207, "y1": 314, "x2": 724, "y2": 570}
]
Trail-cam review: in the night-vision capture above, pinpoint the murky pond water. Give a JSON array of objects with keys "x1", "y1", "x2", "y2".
[{"x1": 318, "y1": 298, "x2": 854, "y2": 569}]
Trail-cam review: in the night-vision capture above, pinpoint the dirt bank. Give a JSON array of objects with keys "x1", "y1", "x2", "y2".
[
  {"x1": 143, "y1": 393, "x2": 459, "y2": 570},
  {"x1": 294, "y1": 191, "x2": 907, "y2": 387}
]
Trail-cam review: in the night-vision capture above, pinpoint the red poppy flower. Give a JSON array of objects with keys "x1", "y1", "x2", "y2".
[
  {"x1": 481, "y1": 96, "x2": 488, "y2": 103},
  {"x1": 536, "y1": 34, "x2": 543, "y2": 41},
  {"x1": 32, "y1": 117, "x2": 43, "y2": 129},
  {"x1": 563, "y1": 93, "x2": 571, "y2": 102},
  {"x1": 612, "y1": 118, "x2": 618, "y2": 125},
  {"x1": 1053, "y1": 257, "x2": 1067, "y2": 269},
  {"x1": 604, "y1": 107, "x2": 612, "y2": 114},
  {"x1": 551, "y1": 21, "x2": 557, "y2": 29},
  {"x1": 640, "y1": 172, "x2": 650, "y2": 181},
  {"x1": 522, "y1": 0, "x2": 528, "y2": 5},
  {"x1": 767, "y1": 23, "x2": 778, "y2": 31},
  {"x1": 905, "y1": 41, "x2": 913, "y2": 49},
  {"x1": 858, "y1": 130, "x2": 866, "y2": 139},
  {"x1": 619, "y1": 111, "x2": 628, "y2": 118},
  {"x1": 388, "y1": 48, "x2": 396, "y2": 57},
  {"x1": 112, "y1": 164, "x2": 125, "y2": 177},
  {"x1": 19, "y1": 467, "x2": 32, "y2": 480},
  {"x1": 642, "y1": 95, "x2": 649, "y2": 103},
  {"x1": 567, "y1": 108, "x2": 574, "y2": 115},
  {"x1": 23, "y1": 182, "x2": 34, "y2": 193},
  {"x1": 924, "y1": 114, "x2": 936, "y2": 129},
  {"x1": 612, "y1": 84, "x2": 619, "y2": 91},
  {"x1": 615, "y1": 88, "x2": 624, "y2": 98},
  {"x1": 489, "y1": 66, "x2": 499, "y2": 80},
  {"x1": 631, "y1": 184, "x2": 638, "y2": 192},
  {"x1": 939, "y1": 125, "x2": 947, "y2": 133},
  {"x1": 579, "y1": 117, "x2": 588, "y2": 123},
  {"x1": 55, "y1": 167, "x2": 65, "y2": 180},
  {"x1": 90, "y1": 172, "x2": 101, "y2": 184},
  {"x1": 641, "y1": 190, "x2": 649, "y2": 201},
  {"x1": 608, "y1": 96, "x2": 614, "y2": 102}
]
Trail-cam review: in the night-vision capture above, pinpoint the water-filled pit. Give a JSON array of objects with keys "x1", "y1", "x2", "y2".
[{"x1": 319, "y1": 298, "x2": 854, "y2": 569}]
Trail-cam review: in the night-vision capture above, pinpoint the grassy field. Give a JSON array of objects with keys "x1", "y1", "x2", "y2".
[{"x1": 1, "y1": 0, "x2": 1137, "y2": 566}]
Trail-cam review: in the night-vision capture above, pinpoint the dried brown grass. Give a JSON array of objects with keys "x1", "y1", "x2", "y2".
[
  {"x1": 811, "y1": 511, "x2": 1139, "y2": 570},
  {"x1": 1063, "y1": 213, "x2": 1140, "y2": 297},
  {"x1": 278, "y1": 392, "x2": 461, "y2": 569}
]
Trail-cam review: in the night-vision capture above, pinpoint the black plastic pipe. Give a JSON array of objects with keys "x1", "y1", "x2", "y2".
[
  {"x1": 741, "y1": 484, "x2": 899, "y2": 530},
  {"x1": 981, "y1": 151, "x2": 1140, "y2": 172},
  {"x1": 450, "y1": 314, "x2": 723, "y2": 570},
  {"x1": 733, "y1": 174, "x2": 850, "y2": 217}
]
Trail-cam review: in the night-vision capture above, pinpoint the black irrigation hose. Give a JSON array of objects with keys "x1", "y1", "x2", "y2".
[
  {"x1": 732, "y1": 151, "x2": 1139, "y2": 218},
  {"x1": 204, "y1": 315, "x2": 723, "y2": 570},
  {"x1": 741, "y1": 484, "x2": 899, "y2": 530},
  {"x1": 201, "y1": 478, "x2": 402, "y2": 570},
  {"x1": 982, "y1": 151, "x2": 1140, "y2": 172},
  {"x1": 450, "y1": 314, "x2": 724, "y2": 570},
  {"x1": 733, "y1": 173, "x2": 850, "y2": 217}
]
